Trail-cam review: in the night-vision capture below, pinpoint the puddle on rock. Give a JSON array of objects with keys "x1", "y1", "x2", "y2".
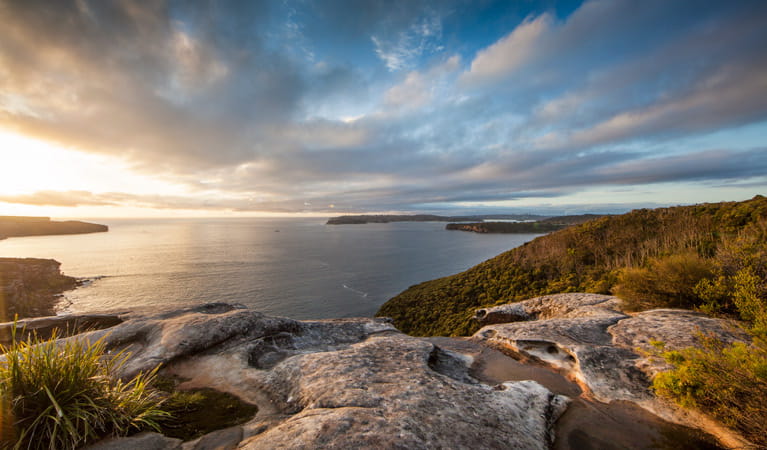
[{"x1": 424, "y1": 337, "x2": 723, "y2": 450}]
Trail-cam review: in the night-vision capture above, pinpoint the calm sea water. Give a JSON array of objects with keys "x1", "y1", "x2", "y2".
[{"x1": 0, "y1": 218, "x2": 540, "y2": 319}]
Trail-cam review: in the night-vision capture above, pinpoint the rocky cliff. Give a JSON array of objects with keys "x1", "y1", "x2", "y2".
[{"x1": 0, "y1": 258, "x2": 77, "y2": 321}]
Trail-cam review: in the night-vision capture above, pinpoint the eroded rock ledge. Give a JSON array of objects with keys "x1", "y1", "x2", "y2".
[
  {"x1": 71, "y1": 303, "x2": 569, "y2": 449},
  {"x1": 472, "y1": 293, "x2": 752, "y2": 449}
]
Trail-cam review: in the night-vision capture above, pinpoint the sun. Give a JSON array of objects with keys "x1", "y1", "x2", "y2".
[
  {"x1": 0, "y1": 131, "x2": 82, "y2": 196},
  {"x1": 0, "y1": 129, "x2": 191, "y2": 197}
]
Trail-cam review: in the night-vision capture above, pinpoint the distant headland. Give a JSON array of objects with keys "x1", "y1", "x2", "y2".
[
  {"x1": 0, "y1": 216, "x2": 108, "y2": 240},
  {"x1": 445, "y1": 214, "x2": 606, "y2": 233},
  {"x1": 326, "y1": 214, "x2": 547, "y2": 225}
]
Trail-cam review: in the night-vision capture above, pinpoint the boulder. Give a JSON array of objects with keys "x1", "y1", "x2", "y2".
[{"x1": 75, "y1": 304, "x2": 569, "y2": 449}]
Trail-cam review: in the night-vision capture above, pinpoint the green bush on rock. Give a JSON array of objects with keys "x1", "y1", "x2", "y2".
[{"x1": 653, "y1": 335, "x2": 767, "y2": 447}]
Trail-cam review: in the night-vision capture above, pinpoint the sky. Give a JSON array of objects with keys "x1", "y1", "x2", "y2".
[{"x1": 0, "y1": 0, "x2": 766, "y2": 218}]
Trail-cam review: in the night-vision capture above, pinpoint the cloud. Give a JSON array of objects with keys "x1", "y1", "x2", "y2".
[
  {"x1": 461, "y1": 13, "x2": 551, "y2": 85},
  {"x1": 0, "y1": 0, "x2": 766, "y2": 214},
  {"x1": 384, "y1": 55, "x2": 460, "y2": 110}
]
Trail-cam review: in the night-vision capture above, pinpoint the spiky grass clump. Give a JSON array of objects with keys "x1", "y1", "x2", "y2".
[{"x1": 0, "y1": 330, "x2": 168, "y2": 449}]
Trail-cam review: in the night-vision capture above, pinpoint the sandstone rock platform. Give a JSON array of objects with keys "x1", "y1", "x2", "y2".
[{"x1": 73, "y1": 303, "x2": 568, "y2": 449}]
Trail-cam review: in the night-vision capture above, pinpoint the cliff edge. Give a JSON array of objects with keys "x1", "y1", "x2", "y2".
[{"x1": 0, "y1": 258, "x2": 77, "y2": 321}]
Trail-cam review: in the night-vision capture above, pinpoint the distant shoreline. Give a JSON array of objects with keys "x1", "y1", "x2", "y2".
[
  {"x1": 445, "y1": 214, "x2": 607, "y2": 234},
  {"x1": 326, "y1": 214, "x2": 547, "y2": 225},
  {"x1": 0, "y1": 216, "x2": 108, "y2": 240}
]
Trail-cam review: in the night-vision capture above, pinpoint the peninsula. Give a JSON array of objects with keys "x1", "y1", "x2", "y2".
[
  {"x1": 326, "y1": 213, "x2": 546, "y2": 225},
  {"x1": 445, "y1": 214, "x2": 605, "y2": 233},
  {"x1": 0, "y1": 216, "x2": 108, "y2": 320},
  {"x1": 0, "y1": 216, "x2": 108, "y2": 240}
]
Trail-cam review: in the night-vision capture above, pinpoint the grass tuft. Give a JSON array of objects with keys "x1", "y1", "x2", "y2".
[{"x1": 0, "y1": 326, "x2": 168, "y2": 449}]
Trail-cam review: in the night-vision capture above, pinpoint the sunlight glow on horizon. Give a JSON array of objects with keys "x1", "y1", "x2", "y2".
[{"x1": 0, "y1": 130, "x2": 188, "y2": 197}]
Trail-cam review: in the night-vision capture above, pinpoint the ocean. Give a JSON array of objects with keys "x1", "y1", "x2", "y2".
[{"x1": 0, "y1": 218, "x2": 540, "y2": 319}]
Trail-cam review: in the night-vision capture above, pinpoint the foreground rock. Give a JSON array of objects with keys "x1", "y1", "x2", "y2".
[
  {"x1": 473, "y1": 293, "x2": 752, "y2": 449},
  {"x1": 0, "y1": 258, "x2": 78, "y2": 321},
  {"x1": 75, "y1": 303, "x2": 568, "y2": 449},
  {"x1": 0, "y1": 313, "x2": 122, "y2": 346}
]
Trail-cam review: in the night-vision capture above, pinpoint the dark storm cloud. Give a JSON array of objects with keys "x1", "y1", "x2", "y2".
[{"x1": 1, "y1": 0, "x2": 766, "y2": 213}]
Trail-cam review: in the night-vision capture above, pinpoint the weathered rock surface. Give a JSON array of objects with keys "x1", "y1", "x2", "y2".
[
  {"x1": 0, "y1": 313, "x2": 122, "y2": 346},
  {"x1": 0, "y1": 258, "x2": 78, "y2": 321},
  {"x1": 85, "y1": 432, "x2": 182, "y2": 450},
  {"x1": 75, "y1": 303, "x2": 569, "y2": 449},
  {"x1": 472, "y1": 293, "x2": 752, "y2": 448}
]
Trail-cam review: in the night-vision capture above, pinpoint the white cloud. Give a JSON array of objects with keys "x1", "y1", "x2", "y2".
[
  {"x1": 461, "y1": 14, "x2": 552, "y2": 85},
  {"x1": 565, "y1": 62, "x2": 767, "y2": 149},
  {"x1": 384, "y1": 55, "x2": 460, "y2": 110}
]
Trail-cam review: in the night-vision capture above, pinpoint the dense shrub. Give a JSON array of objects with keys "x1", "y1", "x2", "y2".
[
  {"x1": 653, "y1": 335, "x2": 767, "y2": 447},
  {"x1": 0, "y1": 330, "x2": 167, "y2": 449},
  {"x1": 614, "y1": 253, "x2": 716, "y2": 311}
]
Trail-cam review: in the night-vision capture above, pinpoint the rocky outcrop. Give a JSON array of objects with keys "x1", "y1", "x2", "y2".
[
  {"x1": 0, "y1": 216, "x2": 108, "y2": 240},
  {"x1": 0, "y1": 258, "x2": 78, "y2": 321},
  {"x1": 472, "y1": 293, "x2": 752, "y2": 448},
  {"x1": 75, "y1": 303, "x2": 569, "y2": 449}
]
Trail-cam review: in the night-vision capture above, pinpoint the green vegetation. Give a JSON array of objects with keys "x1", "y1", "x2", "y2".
[
  {"x1": 377, "y1": 195, "x2": 767, "y2": 336},
  {"x1": 445, "y1": 215, "x2": 606, "y2": 233},
  {"x1": 652, "y1": 335, "x2": 767, "y2": 447},
  {"x1": 445, "y1": 221, "x2": 567, "y2": 233},
  {"x1": 0, "y1": 330, "x2": 167, "y2": 449},
  {"x1": 153, "y1": 376, "x2": 258, "y2": 440},
  {"x1": 0, "y1": 329, "x2": 258, "y2": 448}
]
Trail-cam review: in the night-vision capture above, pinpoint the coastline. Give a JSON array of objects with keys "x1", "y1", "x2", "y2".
[{"x1": 0, "y1": 216, "x2": 108, "y2": 240}]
